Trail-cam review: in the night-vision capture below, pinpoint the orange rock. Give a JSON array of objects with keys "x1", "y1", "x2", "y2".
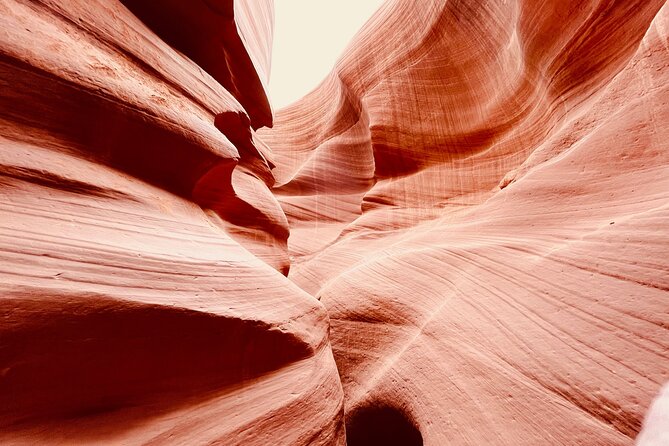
[
  {"x1": 1, "y1": 0, "x2": 668, "y2": 444},
  {"x1": 0, "y1": 1, "x2": 340, "y2": 444},
  {"x1": 259, "y1": 0, "x2": 669, "y2": 444}
]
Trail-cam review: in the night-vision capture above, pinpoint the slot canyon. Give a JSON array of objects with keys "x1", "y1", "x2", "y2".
[{"x1": 1, "y1": 0, "x2": 668, "y2": 444}]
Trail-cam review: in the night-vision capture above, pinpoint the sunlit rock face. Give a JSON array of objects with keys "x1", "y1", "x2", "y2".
[
  {"x1": 1, "y1": 0, "x2": 668, "y2": 445},
  {"x1": 258, "y1": 0, "x2": 669, "y2": 444}
]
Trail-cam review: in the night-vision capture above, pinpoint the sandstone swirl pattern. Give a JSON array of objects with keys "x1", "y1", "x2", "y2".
[
  {"x1": 1, "y1": 0, "x2": 668, "y2": 445},
  {"x1": 258, "y1": 0, "x2": 669, "y2": 444},
  {"x1": 0, "y1": 1, "x2": 342, "y2": 444}
]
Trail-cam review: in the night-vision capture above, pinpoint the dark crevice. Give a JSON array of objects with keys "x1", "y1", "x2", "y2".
[
  {"x1": 120, "y1": 0, "x2": 273, "y2": 129},
  {"x1": 345, "y1": 403, "x2": 423, "y2": 446},
  {"x1": 0, "y1": 289, "x2": 312, "y2": 431}
]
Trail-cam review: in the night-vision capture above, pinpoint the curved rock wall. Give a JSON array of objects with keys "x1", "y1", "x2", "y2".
[
  {"x1": 1, "y1": 0, "x2": 668, "y2": 444},
  {"x1": 258, "y1": 0, "x2": 669, "y2": 444},
  {"x1": 0, "y1": 0, "x2": 342, "y2": 444}
]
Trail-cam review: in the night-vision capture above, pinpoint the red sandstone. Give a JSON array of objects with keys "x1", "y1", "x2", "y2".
[{"x1": 0, "y1": 0, "x2": 667, "y2": 445}]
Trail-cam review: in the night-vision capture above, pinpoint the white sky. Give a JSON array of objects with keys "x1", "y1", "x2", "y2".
[{"x1": 269, "y1": 0, "x2": 386, "y2": 110}]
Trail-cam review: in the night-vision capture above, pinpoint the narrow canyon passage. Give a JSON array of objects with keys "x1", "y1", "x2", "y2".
[{"x1": 1, "y1": 0, "x2": 668, "y2": 445}]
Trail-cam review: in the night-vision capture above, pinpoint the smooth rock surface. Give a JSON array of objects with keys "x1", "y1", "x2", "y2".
[
  {"x1": 1, "y1": 0, "x2": 668, "y2": 445},
  {"x1": 0, "y1": 1, "x2": 341, "y2": 444},
  {"x1": 259, "y1": 0, "x2": 669, "y2": 444}
]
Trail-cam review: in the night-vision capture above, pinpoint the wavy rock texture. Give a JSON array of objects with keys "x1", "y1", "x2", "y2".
[
  {"x1": 258, "y1": 0, "x2": 669, "y2": 444},
  {"x1": 2, "y1": 0, "x2": 669, "y2": 445},
  {"x1": 0, "y1": 0, "x2": 342, "y2": 444}
]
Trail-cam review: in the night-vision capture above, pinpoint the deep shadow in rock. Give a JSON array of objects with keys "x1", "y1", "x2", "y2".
[
  {"x1": 0, "y1": 290, "x2": 312, "y2": 434},
  {"x1": 346, "y1": 403, "x2": 423, "y2": 446}
]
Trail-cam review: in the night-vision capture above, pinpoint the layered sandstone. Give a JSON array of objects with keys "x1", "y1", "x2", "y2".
[
  {"x1": 259, "y1": 0, "x2": 669, "y2": 444},
  {"x1": 1, "y1": 0, "x2": 668, "y2": 445},
  {"x1": 0, "y1": 1, "x2": 341, "y2": 444}
]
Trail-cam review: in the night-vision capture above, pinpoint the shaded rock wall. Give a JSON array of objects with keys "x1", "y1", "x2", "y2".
[
  {"x1": 0, "y1": 0, "x2": 342, "y2": 444},
  {"x1": 1, "y1": 0, "x2": 668, "y2": 445}
]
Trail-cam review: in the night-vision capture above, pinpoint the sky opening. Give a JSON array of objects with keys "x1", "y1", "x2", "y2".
[{"x1": 269, "y1": 0, "x2": 386, "y2": 110}]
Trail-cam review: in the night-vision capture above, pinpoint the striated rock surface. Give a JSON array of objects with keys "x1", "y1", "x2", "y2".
[
  {"x1": 1, "y1": 0, "x2": 668, "y2": 445},
  {"x1": 259, "y1": 0, "x2": 669, "y2": 444},
  {"x1": 0, "y1": 0, "x2": 341, "y2": 444}
]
